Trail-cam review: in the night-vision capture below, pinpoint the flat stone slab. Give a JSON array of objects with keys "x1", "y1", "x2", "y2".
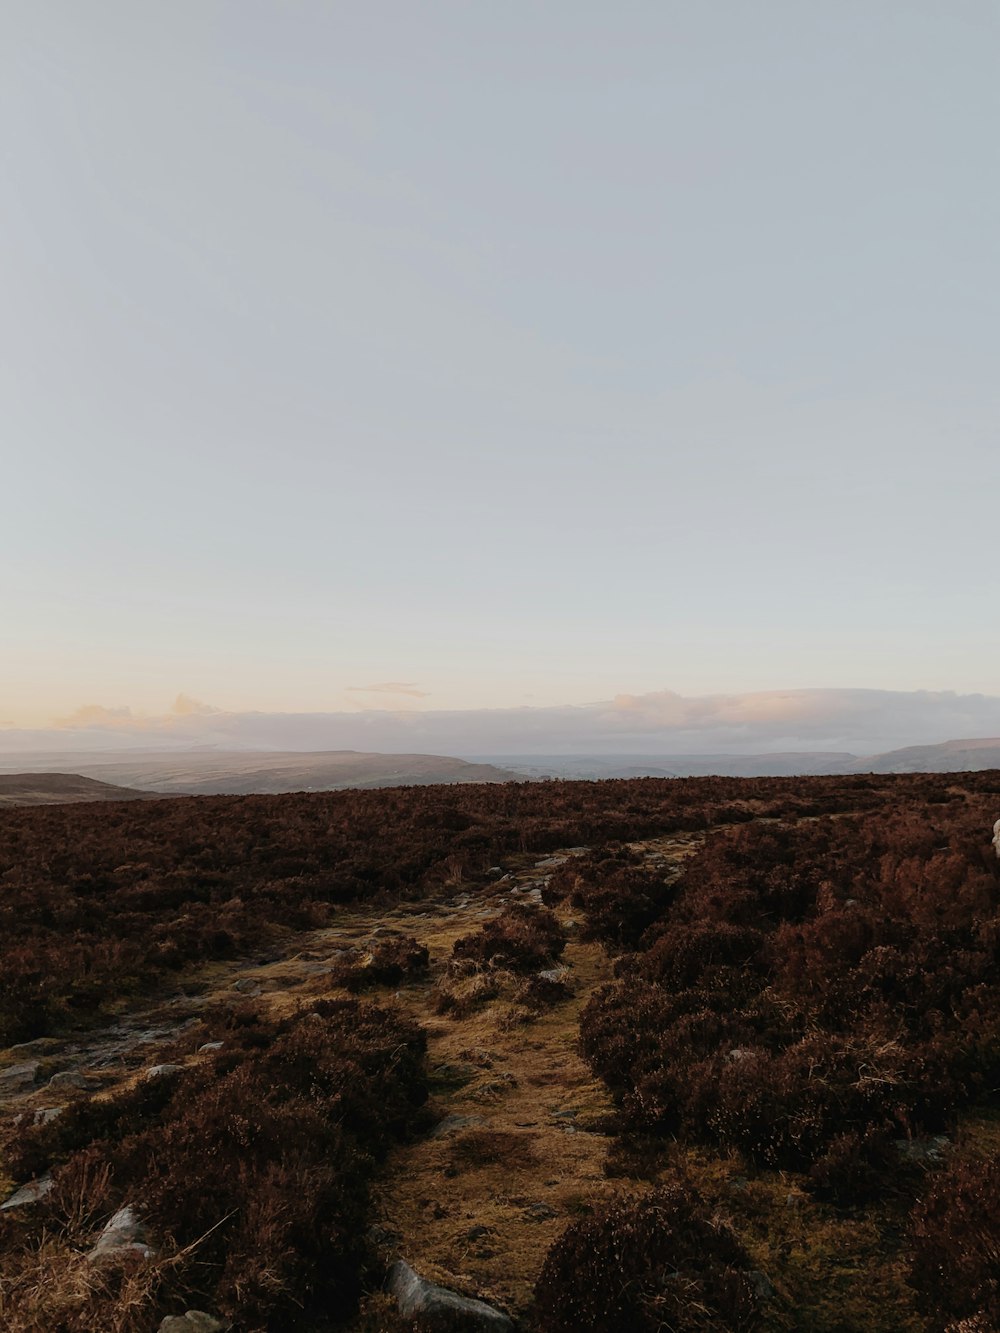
[
  {"x1": 387, "y1": 1259, "x2": 514, "y2": 1331},
  {"x1": 1, "y1": 1174, "x2": 53, "y2": 1211},
  {"x1": 431, "y1": 1113, "x2": 487, "y2": 1138},
  {"x1": 0, "y1": 1061, "x2": 39, "y2": 1091}
]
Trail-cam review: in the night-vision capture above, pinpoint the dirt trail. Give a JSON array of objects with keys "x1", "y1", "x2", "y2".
[
  {"x1": 353, "y1": 831, "x2": 705, "y2": 1323},
  {"x1": 0, "y1": 831, "x2": 705, "y2": 1318}
]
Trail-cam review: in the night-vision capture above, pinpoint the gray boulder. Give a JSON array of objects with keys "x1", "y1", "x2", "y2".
[
  {"x1": 145, "y1": 1063, "x2": 184, "y2": 1080},
  {"x1": 47, "y1": 1069, "x2": 90, "y2": 1091},
  {"x1": 387, "y1": 1259, "x2": 514, "y2": 1330},
  {"x1": 158, "y1": 1313, "x2": 226, "y2": 1333},
  {"x1": 87, "y1": 1205, "x2": 156, "y2": 1263}
]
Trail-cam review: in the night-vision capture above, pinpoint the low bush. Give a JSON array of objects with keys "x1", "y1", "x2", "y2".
[
  {"x1": 1, "y1": 1000, "x2": 428, "y2": 1331},
  {"x1": 909, "y1": 1155, "x2": 1000, "y2": 1330},
  {"x1": 335, "y1": 934, "x2": 429, "y2": 991},
  {"x1": 578, "y1": 802, "x2": 1000, "y2": 1196},
  {"x1": 546, "y1": 846, "x2": 678, "y2": 948},
  {"x1": 450, "y1": 904, "x2": 565, "y2": 974},
  {"x1": 533, "y1": 1182, "x2": 760, "y2": 1332}
]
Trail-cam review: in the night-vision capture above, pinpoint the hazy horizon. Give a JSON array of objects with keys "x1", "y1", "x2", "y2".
[
  {"x1": 5, "y1": 686, "x2": 1000, "y2": 761},
  {"x1": 5, "y1": 4, "x2": 999, "y2": 724}
]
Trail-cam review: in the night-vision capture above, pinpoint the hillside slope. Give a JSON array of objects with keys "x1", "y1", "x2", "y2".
[
  {"x1": 0, "y1": 773, "x2": 154, "y2": 806},
  {"x1": 0, "y1": 749, "x2": 521, "y2": 794}
]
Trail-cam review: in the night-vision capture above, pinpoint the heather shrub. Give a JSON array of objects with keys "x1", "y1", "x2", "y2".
[
  {"x1": 533, "y1": 1183, "x2": 760, "y2": 1332},
  {"x1": 1, "y1": 1000, "x2": 428, "y2": 1330},
  {"x1": 450, "y1": 903, "x2": 565, "y2": 974},
  {"x1": 335, "y1": 934, "x2": 429, "y2": 991},
  {"x1": 0, "y1": 772, "x2": 976, "y2": 1042},
  {"x1": 806, "y1": 1126, "x2": 899, "y2": 1204},
  {"x1": 544, "y1": 845, "x2": 677, "y2": 947},
  {"x1": 579, "y1": 803, "x2": 1000, "y2": 1186},
  {"x1": 909, "y1": 1155, "x2": 1000, "y2": 1330}
]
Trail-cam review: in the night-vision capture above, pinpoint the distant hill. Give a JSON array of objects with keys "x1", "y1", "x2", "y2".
[
  {"x1": 491, "y1": 752, "x2": 859, "y2": 779},
  {"x1": 854, "y1": 738, "x2": 1000, "y2": 774},
  {"x1": 485, "y1": 742, "x2": 1000, "y2": 779},
  {"x1": 0, "y1": 750, "x2": 522, "y2": 795},
  {"x1": 0, "y1": 773, "x2": 154, "y2": 806}
]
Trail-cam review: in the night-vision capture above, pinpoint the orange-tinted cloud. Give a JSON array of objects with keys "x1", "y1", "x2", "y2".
[{"x1": 345, "y1": 682, "x2": 430, "y2": 699}]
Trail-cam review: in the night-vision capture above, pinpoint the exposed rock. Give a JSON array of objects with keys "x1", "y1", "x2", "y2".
[
  {"x1": 33, "y1": 1106, "x2": 65, "y2": 1126},
  {"x1": 158, "y1": 1313, "x2": 226, "y2": 1333},
  {"x1": 726, "y1": 1047, "x2": 756, "y2": 1063},
  {"x1": 87, "y1": 1205, "x2": 156, "y2": 1263},
  {"x1": 560, "y1": 919, "x2": 579, "y2": 934},
  {"x1": 198, "y1": 1041, "x2": 224, "y2": 1053},
  {"x1": 0, "y1": 1060, "x2": 39, "y2": 1090},
  {"x1": 537, "y1": 967, "x2": 569, "y2": 985},
  {"x1": 524, "y1": 1202, "x2": 557, "y2": 1221},
  {"x1": 748, "y1": 1270, "x2": 775, "y2": 1300},
  {"x1": 431, "y1": 1113, "x2": 487, "y2": 1138},
  {"x1": 896, "y1": 1135, "x2": 950, "y2": 1164},
  {"x1": 145, "y1": 1063, "x2": 184, "y2": 1080},
  {"x1": 8, "y1": 1037, "x2": 62, "y2": 1058},
  {"x1": 232, "y1": 978, "x2": 261, "y2": 995},
  {"x1": 47, "y1": 1069, "x2": 90, "y2": 1091},
  {"x1": 387, "y1": 1259, "x2": 514, "y2": 1331},
  {"x1": 1, "y1": 1174, "x2": 53, "y2": 1211}
]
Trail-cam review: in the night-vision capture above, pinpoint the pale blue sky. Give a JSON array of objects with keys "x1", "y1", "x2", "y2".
[{"x1": 3, "y1": 1, "x2": 998, "y2": 725}]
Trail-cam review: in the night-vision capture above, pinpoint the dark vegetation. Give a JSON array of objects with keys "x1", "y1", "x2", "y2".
[
  {"x1": 450, "y1": 903, "x2": 566, "y2": 974},
  {"x1": 332, "y1": 934, "x2": 429, "y2": 992},
  {"x1": 909, "y1": 1153, "x2": 1000, "y2": 1330},
  {"x1": 578, "y1": 800, "x2": 1000, "y2": 1194},
  {"x1": 0, "y1": 773, "x2": 932, "y2": 1045},
  {"x1": 533, "y1": 1183, "x2": 760, "y2": 1332},
  {"x1": 3, "y1": 772, "x2": 1000, "y2": 1329},
  {"x1": 0, "y1": 999, "x2": 428, "y2": 1330}
]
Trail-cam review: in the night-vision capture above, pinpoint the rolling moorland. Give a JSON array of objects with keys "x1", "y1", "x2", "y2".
[
  {"x1": 0, "y1": 775, "x2": 154, "y2": 807},
  {"x1": 1, "y1": 774, "x2": 1000, "y2": 1330},
  {"x1": 0, "y1": 751, "x2": 520, "y2": 796}
]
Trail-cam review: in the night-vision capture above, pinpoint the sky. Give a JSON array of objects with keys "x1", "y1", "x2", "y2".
[{"x1": 3, "y1": 1, "x2": 999, "y2": 734}]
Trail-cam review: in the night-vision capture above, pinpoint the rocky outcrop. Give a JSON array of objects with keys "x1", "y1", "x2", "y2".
[{"x1": 387, "y1": 1259, "x2": 514, "y2": 1330}]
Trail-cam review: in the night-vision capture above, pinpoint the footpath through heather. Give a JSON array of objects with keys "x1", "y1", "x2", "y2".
[{"x1": 0, "y1": 830, "x2": 705, "y2": 1325}]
